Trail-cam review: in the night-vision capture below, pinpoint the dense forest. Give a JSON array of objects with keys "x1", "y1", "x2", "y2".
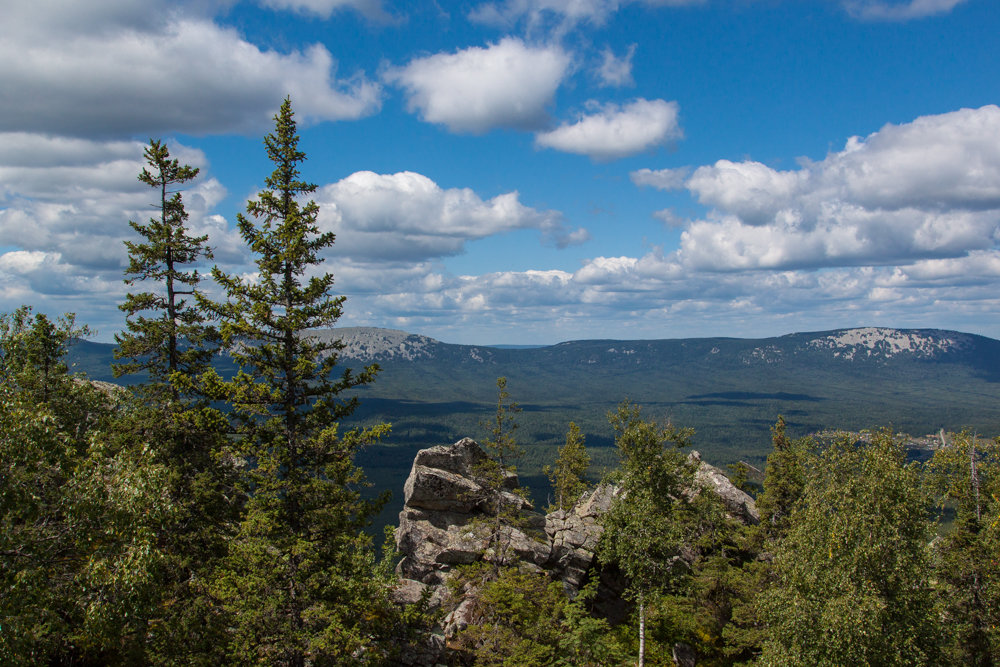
[{"x1": 3, "y1": 100, "x2": 999, "y2": 666}]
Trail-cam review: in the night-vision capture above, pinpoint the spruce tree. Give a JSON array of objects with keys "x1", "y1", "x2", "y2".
[
  {"x1": 928, "y1": 432, "x2": 1000, "y2": 665},
  {"x1": 475, "y1": 376, "x2": 528, "y2": 568},
  {"x1": 755, "y1": 415, "x2": 809, "y2": 541},
  {"x1": 114, "y1": 139, "x2": 215, "y2": 399},
  {"x1": 111, "y1": 140, "x2": 237, "y2": 664},
  {"x1": 0, "y1": 306, "x2": 88, "y2": 407},
  {"x1": 202, "y1": 98, "x2": 390, "y2": 665},
  {"x1": 721, "y1": 416, "x2": 812, "y2": 662}
]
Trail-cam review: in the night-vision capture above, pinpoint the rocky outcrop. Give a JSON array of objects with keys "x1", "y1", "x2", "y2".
[
  {"x1": 689, "y1": 451, "x2": 760, "y2": 525},
  {"x1": 395, "y1": 438, "x2": 546, "y2": 591},
  {"x1": 391, "y1": 437, "x2": 759, "y2": 663},
  {"x1": 544, "y1": 484, "x2": 617, "y2": 590}
]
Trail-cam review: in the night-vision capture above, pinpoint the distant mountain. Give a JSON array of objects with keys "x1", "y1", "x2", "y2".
[
  {"x1": 67, "y1": 325, "x2": 1000, "y2": 528},
  {"x1": 314, "y1": 325, "x2": 993, "y2": 367},
  {"x1": 74, "y1": 324, "x2": 1000, "y2": 451}
]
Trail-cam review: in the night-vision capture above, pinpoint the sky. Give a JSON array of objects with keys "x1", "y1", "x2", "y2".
[{"x1": 2, "y1": 0, "x2": 999, "y2": 345}]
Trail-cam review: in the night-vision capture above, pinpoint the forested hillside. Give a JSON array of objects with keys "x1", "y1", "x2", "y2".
[
  {"x1": 72, "y1": 324, "x2": 1000, "y2": 468},
  {"x1": 68, "y1": 323, "x2": 1000, "y2": 526}
]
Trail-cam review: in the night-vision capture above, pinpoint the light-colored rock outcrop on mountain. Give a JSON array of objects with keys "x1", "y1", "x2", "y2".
[
  {"x1": 805, "y1": 327, "x2": 972, "y2": 360},
  {"x1": 306, "y1": 326, "x2": 439, "y2": 361}
]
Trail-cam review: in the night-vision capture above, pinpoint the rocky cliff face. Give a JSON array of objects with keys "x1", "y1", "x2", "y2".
[{"x1": 391, "y1": 437, "x2": 759, "y2": 662}]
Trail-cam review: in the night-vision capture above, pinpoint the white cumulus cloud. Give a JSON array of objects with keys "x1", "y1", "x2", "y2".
[
  {"x1": 385, "y1": 38, "x2": 571, "y2": 134},
  {"x1": 677, "y1": 105, "x2": 1000, "y2": 271},
  {"x1": 535, "y1": 99, "x2": 681, "y2": 160},
  {"x1": 0, "y1": 0, "x2": 381, "y2": 138},
  {"x1": 314, "y1": 170, "x2": 589, "y2": 262},
  {"x1": 0, "y1": 133, "x2": 240, "y2": 333}
]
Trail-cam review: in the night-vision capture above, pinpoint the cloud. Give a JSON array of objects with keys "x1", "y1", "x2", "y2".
[
  {"x1": 257, "y1": 0, "x2": 391, "y2": 21},
  {"x1": 596, "y1": 44, "x2": 636, "y2": 87},
  {"x1": 354, "y1": 105, "x2": 1000, "y2": 341},
  {"x1": 900, "y1": 251, "x2": 1000, "y2": 283},
  {"x1": 314, "y1": 170, "x2": 589, "y2": 262},
  {"x1": 0, "y1": 132, "x2": 594, "y2": 338},
  {"x1": 653, "y1": 209, "x2": 685, "y2": 227},
  {"x1": 844, "y1": 0, "x2": 967, "y2": 21},
  {"x1": 631, "y1": 166, "x2": 690, "y2": 190},
  {"x1": 469, "y1": 0, "x2": 622, "y2": 32},
  {"x1": 281, "y1": 106, "x2": 1000, "y2": 341},
  {"x1": 0, "y1": 134, "x2": 238, "y2": 319},
  {"x1": 677, "y1": 105, "x2": 1000, "y2": 271},
  {"x1": 0, "y1": 1, "x2": 381, "y2": 138},
  {"x1": 385, "y1": 38, "x2": 571, "y2": 134},
  {"x1": 535, "y1": 99, "x2": 681, "y2": 160},
  {"x1": 469, "y1": 0, "x2": 705, "y2": 35},
  {"x1": 334, "y1": 244, "x2": 1000, "y2": 343}
]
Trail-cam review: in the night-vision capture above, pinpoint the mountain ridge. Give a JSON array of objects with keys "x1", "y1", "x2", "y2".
[
  {"x1": 66, "y1": 323, "x2": 1000, "y2": 534},
  {"x1": 317, "y1": 325, "x2": 995, "y2": 367}
]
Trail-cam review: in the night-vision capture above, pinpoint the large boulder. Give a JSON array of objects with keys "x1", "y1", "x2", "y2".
[
  {"x1": 396, "y1": 439, "x2": 760, "y2": 593},
  {"x1": 395, "y1": 438, "x2": 547, "y2": 589}
]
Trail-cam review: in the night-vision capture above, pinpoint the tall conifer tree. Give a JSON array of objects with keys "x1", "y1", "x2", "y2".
[
  {"x1": 113, "y1": 141, "x2": 235, "y2": 663},
  {"x1": 114, "y1": 139, "x2": 215, "y2": 399},
  {"x1": 202, "y1": 98, "x2": 390, "y2": 665},
  {"x1": 929, "y1": 433, "x2": 1000, "y2": 664},
  {"x1": 544, "y1": 421, "x2": 590, "y2": 512}
]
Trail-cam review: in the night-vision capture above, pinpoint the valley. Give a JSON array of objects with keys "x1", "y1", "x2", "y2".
[{"x1": 69, "y1": 326, "x2": 1000, "y2": 529}]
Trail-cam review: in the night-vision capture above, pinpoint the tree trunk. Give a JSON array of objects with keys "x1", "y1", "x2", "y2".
[{"x1": 638, "y1": 597, "x2": 645, "y2": 667}]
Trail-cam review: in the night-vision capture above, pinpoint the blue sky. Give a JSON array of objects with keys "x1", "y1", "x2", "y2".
[{"x1": 2, "y1": 0, "x2": 999, "y2": 344}]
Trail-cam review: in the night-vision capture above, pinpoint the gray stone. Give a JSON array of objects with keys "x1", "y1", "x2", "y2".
[
  {"x1": 689, "y1": 451, "x2": 760, "y2": 525},
  {"x1": 392, "y1": 438, "x2": 761, "y2": 665}
]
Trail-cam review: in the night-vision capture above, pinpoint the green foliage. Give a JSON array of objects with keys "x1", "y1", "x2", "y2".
[
  {"x1": 451, "y1": 565, "x2": 630, "y2": 667},
  {"x1": 115, "y1": 139, "x2": 216, "y2": 399},
  {"x1": 755, "y1": 416, "x2": 810, "y2": 544},
  {"x1": 719, "y1": 417, "x2": 812, "y2": 663},
  {"x1": 927, "y1": 432, "x2": 1000, "y2": 664},
  {"x1": 1, "y1": 306, "x2": 90, "y2": 407},
  {"x1": 544, "y1": 421, "x2": 591, "y2": 512},
  {"x1": 0, "y1": 309, "x2": 174, "y2": 665},
  {"x1": 451, "y1": 565, "x2": 568, "y2": 666},
  {"x1": 554, "y1": 580, "x2": 631, "y2": 666},
  {"x1": 482, "y1": 376, "x2": 523, "y2": 469},
  {"x1": 201, "y1": 98, "x2": 392, "y2": 665},
  {"x1": 758, "y1": 429, "x2": 940, "y2": 666},
  {"x1": 472, "y1": 377, "x2": 531, "y2": 568},
  {"x1": 112, "y1": 400, "x2": 237, "y2": 666},
  {"x1": 108, "y1": 140, "x2": 239, "y2": 665},
  {"x1": 598, "y1": 401, "x2": 701, "y2": 666},
  {"x1": 600, "y1": 401, "x2": 697, "y2": 598}
]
